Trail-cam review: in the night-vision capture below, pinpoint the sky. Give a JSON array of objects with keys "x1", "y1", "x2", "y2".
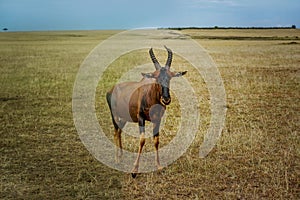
[{"x1": 0, "y1": 0, "x2": 299, "y2": 31}]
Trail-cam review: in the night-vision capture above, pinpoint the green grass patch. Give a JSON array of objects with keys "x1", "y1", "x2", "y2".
[{"x1": 1, "y1": 29, "x2": 299, "y2": 199}]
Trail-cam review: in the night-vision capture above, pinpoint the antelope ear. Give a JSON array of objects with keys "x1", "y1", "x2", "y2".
[
  {"x1": 173, "y1": 71, "x2": 187, "y2": 77},
  {"x1": 141, "y1": 72, "x2": 155, "y2": 78}
]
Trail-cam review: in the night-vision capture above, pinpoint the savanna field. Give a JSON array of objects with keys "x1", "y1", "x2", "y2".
[{"x1": 0, "y1": 29, "x2": 299, "y2": 199}]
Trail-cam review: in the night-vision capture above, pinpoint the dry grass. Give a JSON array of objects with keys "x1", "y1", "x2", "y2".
[{"x1": 1, "y1": 29, "x2": 299, "y2": 199}]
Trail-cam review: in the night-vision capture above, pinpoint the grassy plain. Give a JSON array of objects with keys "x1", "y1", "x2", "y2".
[{"x1": 1, "y1": 29, "x2": 299, "y2": 199}]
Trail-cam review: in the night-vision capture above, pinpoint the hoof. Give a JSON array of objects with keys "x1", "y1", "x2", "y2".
[
  {"x1": 157, "y1": 165, "x2": 164, "y2": 171},
  {"x1": 131, "y1": 173, "x2": 137, "y2": 178},
  {"x1": 115, "y1": 157, "x2": 121, "y2": 164},
  {"x1": 131, "y1": 165, "x2": 138, "y2": 178}
]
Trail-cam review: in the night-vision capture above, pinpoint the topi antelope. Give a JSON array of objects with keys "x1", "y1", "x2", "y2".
[{"x1": 106, "y1": 46, "x2": 187, "y2": 178}]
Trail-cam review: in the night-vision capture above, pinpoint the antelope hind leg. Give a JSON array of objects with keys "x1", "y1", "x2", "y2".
[{"x1": 114, "y1": 128, "x2": 123, "y2": 163}]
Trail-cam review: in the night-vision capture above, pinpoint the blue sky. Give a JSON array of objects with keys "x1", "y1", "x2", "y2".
[{"x1": 0, "y1": 0, "x2": 299, "y2": 31}]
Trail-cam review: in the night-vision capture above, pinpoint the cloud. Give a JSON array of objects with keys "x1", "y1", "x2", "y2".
[
  {"x1": 186, "y1": 0, "x2": 240, "y2": 8},
  {"x1": 210, "y1": 0, "x2": 239, "y2": 6}
]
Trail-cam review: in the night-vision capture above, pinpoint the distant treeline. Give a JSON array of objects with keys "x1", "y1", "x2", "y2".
[{"x1": 164, "y1": 25, "x2": 297, "y2": 30}]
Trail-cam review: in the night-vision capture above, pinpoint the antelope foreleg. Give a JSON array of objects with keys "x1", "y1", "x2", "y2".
[
  {"x1": 132, "y1": 133, "x2": 145, "y2": 176},
  {"x1": 154, "y1": 135, "x2": 163, "y2": 170},
  {"x1": 153, "y1": 121, "x2": 163, "y2": 170}
]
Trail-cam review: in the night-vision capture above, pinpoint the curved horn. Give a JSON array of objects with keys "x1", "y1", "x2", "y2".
[
  {"x1": 149, "y1": 48, "x2": 161, "y2": 70},
  {"x1": 164, "y1": 45, "x2": 172, "y2": 69}
]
